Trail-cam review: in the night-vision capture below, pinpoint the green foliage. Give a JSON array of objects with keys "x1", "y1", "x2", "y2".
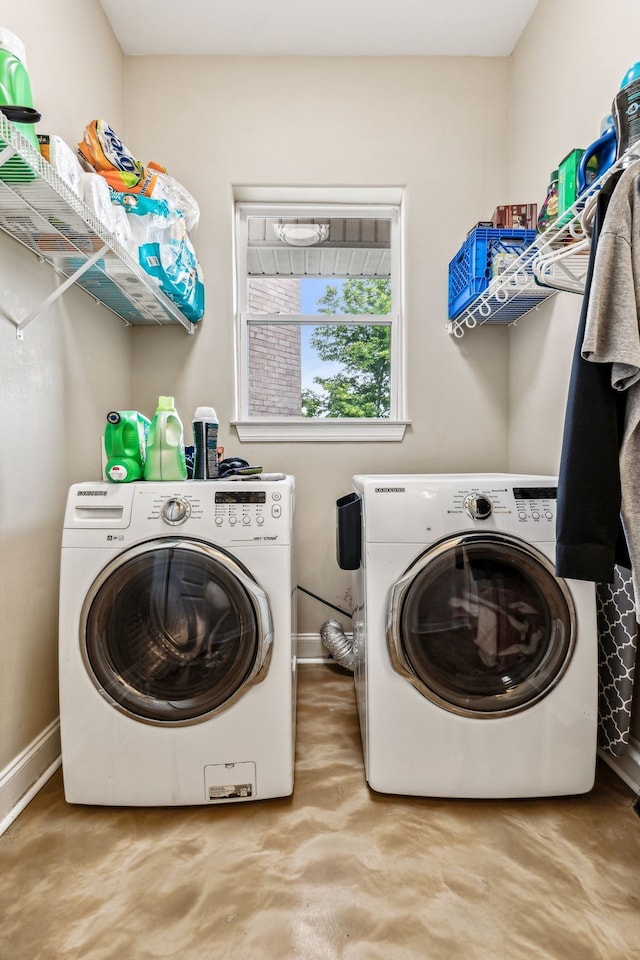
[{"x1": 301, "y1": 279, "x2": 391, "y2": 419}]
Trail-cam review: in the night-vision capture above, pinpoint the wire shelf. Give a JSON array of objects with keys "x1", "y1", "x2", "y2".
[
  {"x1": 0, "y1": 113, "x2": 197, "y2": 336},
  {"x1": 447, "y1": 143, "x2": 640, "y2": 338}
]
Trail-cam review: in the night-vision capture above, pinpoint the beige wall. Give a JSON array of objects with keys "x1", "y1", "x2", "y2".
[
  {"x1": 0, "y1": 0, "x2": 128, "y2": 775},
  {"x1": 125, "y1": 54, "x2": 512, "y2": 631},
  {"x1": 507, "y1": 0, "x2": 640, "y2": 740},
  {"x1": 508, "y1": 0, "x2": 640, "y2": 473}
]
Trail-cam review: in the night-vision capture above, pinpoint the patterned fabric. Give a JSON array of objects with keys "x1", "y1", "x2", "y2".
[{"x1": 596, "y1": 567, "x2": 638, "y2": 757}]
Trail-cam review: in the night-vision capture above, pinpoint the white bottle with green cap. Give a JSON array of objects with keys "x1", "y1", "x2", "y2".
[{"x1": 143, "y1": 396, "x2": 187, "y2": 482}]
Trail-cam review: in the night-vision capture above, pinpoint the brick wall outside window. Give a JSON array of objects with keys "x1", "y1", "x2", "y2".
[{"x1": 248, "y1": 279, "x2": 302, "y2": 416}]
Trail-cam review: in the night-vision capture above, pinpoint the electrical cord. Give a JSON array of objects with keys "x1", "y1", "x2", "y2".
[{"x1": 296, "y1": 584, "x2": 352, "y2": 619}]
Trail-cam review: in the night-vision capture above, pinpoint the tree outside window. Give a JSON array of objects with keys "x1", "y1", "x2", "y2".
[{"x1": 301, "y1": 279, "x2": 391, "y2": 418}]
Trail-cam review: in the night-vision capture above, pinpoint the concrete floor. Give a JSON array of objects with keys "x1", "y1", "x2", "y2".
[{"x1": 1, "y1": 664, "x2": 639, "y2": 960}]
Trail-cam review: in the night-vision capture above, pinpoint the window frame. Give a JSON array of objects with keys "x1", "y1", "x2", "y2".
[{"x1": 232, "y1": 190, "x2": 408, "y2": 442}]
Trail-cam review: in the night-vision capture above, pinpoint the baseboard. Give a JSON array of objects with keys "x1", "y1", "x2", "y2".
[
  {"x1": 599, "y1": 736, "x2": 640, "y2": 796},
  {"x1": 296, "y1": 632, "x2": 333, "y2": 663},
  {"x1": 0, "y1": 720, "x2": 61, "y2": 837}
]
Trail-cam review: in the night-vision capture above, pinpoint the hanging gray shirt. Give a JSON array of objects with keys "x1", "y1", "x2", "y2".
[{"x1": 582, "y1": 158, "x2": 640, "y2": 619}]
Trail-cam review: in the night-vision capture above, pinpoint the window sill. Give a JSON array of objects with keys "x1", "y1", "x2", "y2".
[{"x1": 232, "y1": 419, "x2": 410, "y2": 442}]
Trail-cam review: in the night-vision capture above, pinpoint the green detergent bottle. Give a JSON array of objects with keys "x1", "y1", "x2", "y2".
[
  {"x1": 0, "y1": 29, "x2": 41, "y2": 182},
  {"x1": 143, "y1": 396, "x2": 187, "y2": 482},
  {"x1": 104, "y1": 410, "x2": 151, "y2": 483}
]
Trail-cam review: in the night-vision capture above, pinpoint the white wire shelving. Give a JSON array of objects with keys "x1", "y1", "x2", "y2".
[
  {"x1": 446, "y1": 144, "x2": 640, "y2": 338},
  {"x1": 0, "y1": 113, "x2": 197, "y2": 338}
]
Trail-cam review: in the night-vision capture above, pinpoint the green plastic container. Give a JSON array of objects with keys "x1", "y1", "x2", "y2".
[
  {"x1": 557, "y1": 148, "x2": 585, "y2": 220},
  {"x1": 104, "y1": 410, "x2": 151, "y2": 483},
  {"x1": 0, "y1": 29, "x2": 40, "y2": 182},
  {"x1": 143, "y1": 396, "x2": 187, "y2": 482}
]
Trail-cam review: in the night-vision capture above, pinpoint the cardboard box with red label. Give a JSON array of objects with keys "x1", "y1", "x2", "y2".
[{"x1": 492, "y1": 204, "x2": 538, "y2": 230}]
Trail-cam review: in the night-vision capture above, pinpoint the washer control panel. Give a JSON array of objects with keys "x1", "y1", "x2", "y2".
[
  {"x1": 62, "y1": 480, "x2": 294, "y2": 548},
  {"x1": 213, "y1": 488, "x2": 283, "y2": 531},
  {"x1": 139, "y1": 484, "x2": 291, "y2": 543}
]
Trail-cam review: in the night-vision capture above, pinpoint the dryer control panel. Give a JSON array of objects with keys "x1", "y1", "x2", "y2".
[
  {"x1": 512, "y1": 485, "x2": 557, "y2": 524},
  {"x1": 451, "y1": 484, "x2": 556, "y2": 526},
  {"x1": 354, "y1": 475, "x2": 557, "y2": 544}
]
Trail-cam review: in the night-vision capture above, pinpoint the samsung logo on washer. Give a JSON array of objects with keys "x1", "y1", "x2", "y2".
[
  {"x1": 375, "y1": 486, "x2": 406, "y2": 493},
  {"x1": 77, "y1": 490, "x2": 108, "y2": 496}
]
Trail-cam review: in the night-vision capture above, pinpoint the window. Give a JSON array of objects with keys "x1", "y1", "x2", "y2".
[{"x1": 233, "y1": 188, "x2": 407, "y2": 441}]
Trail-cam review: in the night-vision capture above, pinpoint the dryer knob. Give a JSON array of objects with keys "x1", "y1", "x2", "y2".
[
  {"x1": 162, "y1": 497, "x2": 191, "y2": 525},
  {"x1": 463, "y1": 493, "x2": 493, "y2": 520}
]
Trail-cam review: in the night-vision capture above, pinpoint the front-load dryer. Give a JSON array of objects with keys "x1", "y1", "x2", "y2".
[
  {"x1": 59, "y1": 478, "x2": 296, "y2": 806},
  {"x1": 343, "y1": 474, "x2": 598, "y2": 799}
]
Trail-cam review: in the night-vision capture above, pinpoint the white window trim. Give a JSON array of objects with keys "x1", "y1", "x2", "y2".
[
  {"x1": 233, "y1": 419, "x2": 410, "y2": 442},
  {"x1": 232, "y1": 188, "x2": 408, "y2": 442}
]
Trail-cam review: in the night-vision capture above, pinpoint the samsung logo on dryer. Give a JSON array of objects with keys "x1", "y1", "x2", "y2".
[
  {"x1": 374, "y1": 486, "x2": 405, "y2": 493},
  {"x1": 77, "y1": 490, "x2": 108, "y2": 496}
]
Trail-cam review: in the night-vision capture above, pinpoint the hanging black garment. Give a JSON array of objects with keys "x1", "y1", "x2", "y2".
[{"x1": 556, "y1": 173, "x2": 631, "y2": 582}]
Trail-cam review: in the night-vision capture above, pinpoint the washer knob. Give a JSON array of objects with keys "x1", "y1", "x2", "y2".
[
  {"x1": 161, "y1": 497, "x2": 191, "y2": 525},
  {"x1": 463, "y1": 493, "x2": 493, "y2": 520}
]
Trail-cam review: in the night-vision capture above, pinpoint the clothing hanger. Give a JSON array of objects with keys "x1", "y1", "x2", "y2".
[{"x1": 533, "y1": 237, "x2": 590, "y2": 293}]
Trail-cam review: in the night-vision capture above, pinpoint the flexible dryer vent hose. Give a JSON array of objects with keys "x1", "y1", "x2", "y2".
[{"x1": 320, "y1": 619, "x2": 355, "y2": 672}]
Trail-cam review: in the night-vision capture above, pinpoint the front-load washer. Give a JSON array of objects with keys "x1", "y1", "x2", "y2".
[
  {"x1": 59, "y1": 477, "x2": 296, "y2": 806},
  {"x1": 340, "y1": 474, "x2": 598, "y2": 799}
]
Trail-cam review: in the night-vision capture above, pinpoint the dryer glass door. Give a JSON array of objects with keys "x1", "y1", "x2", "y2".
[
  {"x1": 387, "y1": 533, "x2": 576, "y2": 717},
  {"x1": 82, "y1": 540, "x2": 272, "y2": 724}
]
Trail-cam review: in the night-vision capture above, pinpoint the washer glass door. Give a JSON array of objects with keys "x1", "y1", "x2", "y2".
[
  {"x1": 387, "y1": 533, "x2": 575, "y2": 717},
  {"x1": 82, "y1": 539, "x2": 272, "y2": 724}
]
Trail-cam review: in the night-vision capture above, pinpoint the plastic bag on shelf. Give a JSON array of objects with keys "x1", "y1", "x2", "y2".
[
  {"x1": 148, "y1": 161, "x2": 200, "y2": 233},
  {"x1": 111, "y1": 191, "x2": 204, "y2": 322},
  {"x1": 77, "y1": 119, "x2": 159, "y2": 196},
  {"x1": 78, "y1": 120, "x2": 200, "y2": 231}
]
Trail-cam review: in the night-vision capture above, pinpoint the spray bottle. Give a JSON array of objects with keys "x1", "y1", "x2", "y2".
[{"x1": 143, "y1": 396, "x2": 187, "y2": 482}]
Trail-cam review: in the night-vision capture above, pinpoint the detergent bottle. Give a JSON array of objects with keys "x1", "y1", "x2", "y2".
[
  {"x1": 143, "y1": 396, "x2": 187, "y2": 482},
  {"x1": 104, "y1": 410, "x2": 151, "y2": 483},
  {"x1": 613, "y1": 62, "x2": 640, "y2": 159},
  {"x1": 577, "y1": 117, "x2": 617, "y2": 195},
  {"x1": 0, "y1": 29, "x2": 41, "y2": 181},
  {"x1": 192, "y1": 406, "x2": 219, "y2": 479}
]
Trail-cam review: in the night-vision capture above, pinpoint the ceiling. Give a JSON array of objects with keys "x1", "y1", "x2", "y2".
[{"x1": 98, "y1": 0, "x2": 540, "y2": 57}]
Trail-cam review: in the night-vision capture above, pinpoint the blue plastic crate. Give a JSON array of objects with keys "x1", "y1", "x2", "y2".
[{"x1": 448, "y1": 228, "x2": 537, "y2": 319}]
